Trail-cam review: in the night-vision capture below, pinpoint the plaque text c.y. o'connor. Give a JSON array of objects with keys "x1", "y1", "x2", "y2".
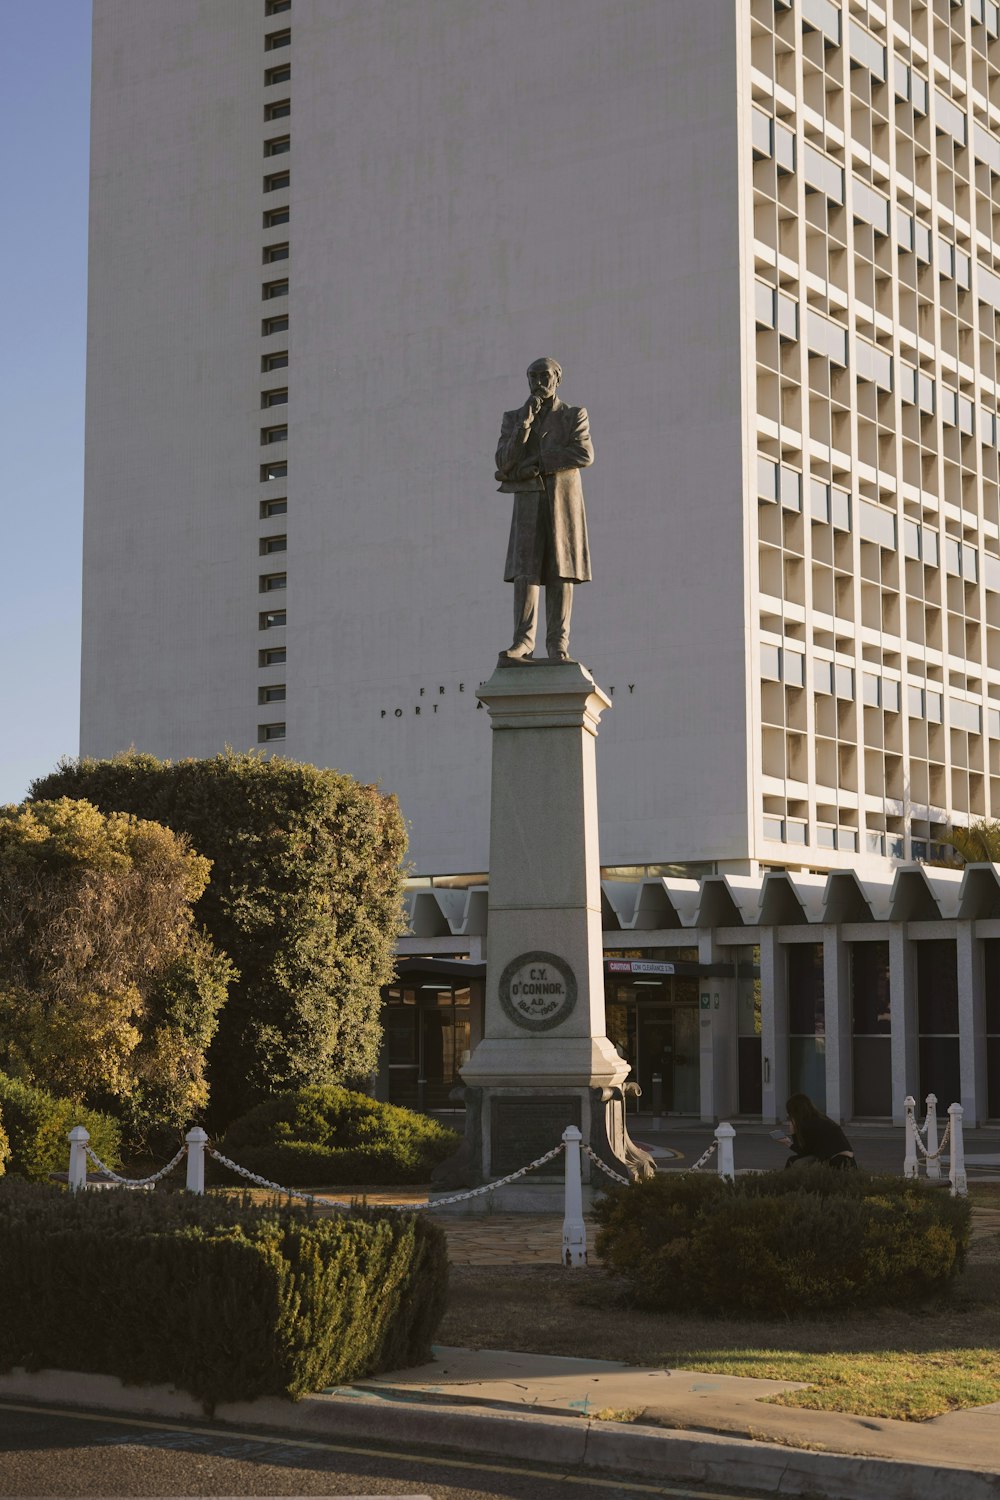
[{"x1": 498, "y1": 950, "x2": 577, "y2": 1031}]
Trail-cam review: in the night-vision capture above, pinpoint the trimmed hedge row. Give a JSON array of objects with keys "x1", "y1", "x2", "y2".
[
  {"x1": 592, "y1": 1168, "x2": 971, "y2": 1317},
  {"x1": 218, "y1": 1085, "x2": 460, "y2": 1186},
  {"x1": 0, "y1": 1180, "x2": 448, "y2": 1408},
  {"x1": 0, "y1": 1073, "x2": 121, "y2": 1183}
]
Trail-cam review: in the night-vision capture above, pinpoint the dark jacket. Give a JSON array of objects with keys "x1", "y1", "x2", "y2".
[
  {"x1": 495, "y1": 397, "x2": 593, "y2": 584},
  {"x1": 791, "y1": 1114, "x2": 854, "y2": 1162}
]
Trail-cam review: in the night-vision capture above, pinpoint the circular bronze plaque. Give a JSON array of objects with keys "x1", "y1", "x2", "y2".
[{"x1": 498, "y1": 950, "x2": 577, "y2": 1031}]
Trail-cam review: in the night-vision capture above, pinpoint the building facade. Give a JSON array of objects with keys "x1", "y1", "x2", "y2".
[
  {"x1": 87, "y1": 0, "x2": 1000, "y2": 883},
  {"x1": 392, "y1": 863, "x2": 1000, "y2": 1124},
  {"x1": 83, "y1": 1, "x2": 1000, "y2": 1118}
]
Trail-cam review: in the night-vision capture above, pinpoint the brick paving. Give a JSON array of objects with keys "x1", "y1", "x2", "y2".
[{"x1": 309, "y1": 1193, "x2": 1000, "y2": 1266}]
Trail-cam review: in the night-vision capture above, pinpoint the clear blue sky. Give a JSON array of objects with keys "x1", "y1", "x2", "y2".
[{"x1": 2, "y1": 4, "x2": 92, "y2": 804}]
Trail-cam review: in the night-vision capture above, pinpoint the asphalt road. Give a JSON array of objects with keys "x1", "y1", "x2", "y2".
[{"x1": 0, "y1": 1401, "x2": 772, "y2": 1500}]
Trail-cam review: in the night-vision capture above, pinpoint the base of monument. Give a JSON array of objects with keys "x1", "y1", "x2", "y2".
[{"x1": 429, "y1": 1082, "x2": 654, "y2": 1200}]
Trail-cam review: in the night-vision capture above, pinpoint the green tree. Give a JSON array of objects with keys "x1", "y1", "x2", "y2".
[
  {"x1": 0, "y1": 799, "x2": 232, "y2": 1138},
  {"x1": 944, "y1": 818, "x2": 1000, "y2": 864},
  {"x1": 31, "y1": 751, "x2": 407, "y2": 1126}
]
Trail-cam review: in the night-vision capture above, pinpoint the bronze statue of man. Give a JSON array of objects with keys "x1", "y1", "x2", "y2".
[{"x1": 494, "y1": 358, "x2": 593, "y2": 662}]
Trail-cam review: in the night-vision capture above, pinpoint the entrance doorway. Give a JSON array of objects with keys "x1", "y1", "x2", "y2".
[
  {"x1": 382, "y1": 979, "x2": 474, "y2": 1111},
  {"x1": 605, "y1": 973, "x2": 700, "y2": 1114}
]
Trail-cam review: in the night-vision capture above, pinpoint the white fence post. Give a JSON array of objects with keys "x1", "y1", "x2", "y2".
[
  {"x1": 903, "y1": 1095, "x2": 918, "y2": 1178},
  {"x1": 68, "y1": 1126, "x2": 90, "y2": 1192},
  {"x1": 948, "y1": 1103, "x2": 967, "y2": 1197},
  {"x1": 924, "y1": 1093, "x2": 941, "y2": 1181},
  {"x1": 715, "y1": 1122, "x2": 735, "y2": 1181},
  {"x1": 185, "y1": 1126, "x2": 208, "y2": 1194},
  {"x1": 561, "y1": 1125, "x2": 587, "y2": 1267}
]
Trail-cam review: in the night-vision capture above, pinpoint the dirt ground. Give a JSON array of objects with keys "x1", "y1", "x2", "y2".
[{"x1": 437, "y1": 1194, "x2": 1000, "y2": 1380}]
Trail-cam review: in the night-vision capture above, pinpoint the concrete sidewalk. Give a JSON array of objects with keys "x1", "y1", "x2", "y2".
[
  {"x1": 350, "y1": 1342, "x2": 1000, "y2": 1475},
  {"x1": 3, "y1": 1355, "x2": 999, "y2": 1500}
]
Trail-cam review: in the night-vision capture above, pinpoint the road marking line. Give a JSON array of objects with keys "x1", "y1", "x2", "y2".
[{"x1": 0, "y1": 1399, "x2": 750, "y2": 1497}]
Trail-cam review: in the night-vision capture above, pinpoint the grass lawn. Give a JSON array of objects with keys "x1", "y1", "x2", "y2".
[{"x1": 438, "y1": 1188, "x2": 1000, "y2": 1422}]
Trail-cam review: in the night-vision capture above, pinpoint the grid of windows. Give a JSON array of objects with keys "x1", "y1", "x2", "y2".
[
  {"x1": 258, "y1": 2, "x2": 291, "y2": 742},
  {"x1": 751, "y1": 0, "x2": 1000, "y2": 863}
]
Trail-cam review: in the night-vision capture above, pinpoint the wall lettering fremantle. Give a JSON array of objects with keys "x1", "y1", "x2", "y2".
[{"x1": 379, "y1": 680, "x2": 636, "y2": 721}]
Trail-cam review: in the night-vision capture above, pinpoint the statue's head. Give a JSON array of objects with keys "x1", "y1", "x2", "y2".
[{"x1": 526, "y1": 358, "x2": 562, "y2": 401}]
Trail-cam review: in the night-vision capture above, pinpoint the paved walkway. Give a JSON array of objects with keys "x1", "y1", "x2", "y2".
[
  {"x1": 347, "y1": 1342, "x2": 1000, "y2": 1479},
  {"x1": 436, "y1": 1203, "x2": 1000, "y2": 1265},
  {"x1": 310, "y1": 1196, "x2": 1000, "y2": 1265}
]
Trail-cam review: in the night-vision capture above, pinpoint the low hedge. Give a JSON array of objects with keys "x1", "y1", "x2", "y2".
[
  {"x1": 0, "y1": 1179, "x2": 448, "y2": 1408},
  {"x1": 218, "y1": 1085, "x2": 460, "y2": 1186},
  {"x1": 0, "y1": 1073, "x2": 121, "y2": 1182},
  {"x1": 592, "y1": 1169, "x2": 971, "y2": 1317}
]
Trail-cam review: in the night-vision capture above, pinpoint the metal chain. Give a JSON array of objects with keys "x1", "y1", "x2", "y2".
[
  {"x1": 413, "y1": 1142, "x2": 567, "y2": 1209},
  {"x1": 687, "y1": 1139, "x2": 719, "y2": 1173},
  {"x1": 84, "y1": 1143, "x2": 188, "y2": 1187},
  {"x1": 206, "y1": 1141, "x2": 567, "y2": 1212},
  {"x1": 914, "y1": 1118, "x2": 952, "y2": 1162},
  {"x1": 206, "y1": 1148, "x2": 327, "y2": 1206},
  {"x1": 581, "y1": 1144, "x2": 630, "y2": 1186}
]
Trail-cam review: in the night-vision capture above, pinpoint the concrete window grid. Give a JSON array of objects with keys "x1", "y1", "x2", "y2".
[
  {"x1": 749, "y1": 0, "x2": 1000, "y2": 866},
  {"x1": 259, "y1": 15, "x2": 291, "y2": 737}
]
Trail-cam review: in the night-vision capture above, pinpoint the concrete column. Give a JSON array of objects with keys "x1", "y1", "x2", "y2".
[
  {"x1": 822, "y1": 925, "x2": 852, "y2": 1123},
  {"x1": 451, "y1": 660, "x2": 647, "y2": 1194},
  {"x1": 759, "y1": 928, "x2": 787, "y2": 1123},
  {"x1": 956, "y1": 923, "x2": 986, "y2": 1124},
  {"x1": 889, "y1": 923, "x2": 917, "y2": 1124},
  {"x1": 185, "y1": 1126, "x2": 207, "y2": 1194},
  {"x1": 67, "y1": 1125, "x2": 90, "y2": 1193},
  {"x1": 462, "y1": 661, "x2": 625, "y2": 1091},
  {"x1": 697, "y1": 930, "x2": 734, "y2": 1121}
]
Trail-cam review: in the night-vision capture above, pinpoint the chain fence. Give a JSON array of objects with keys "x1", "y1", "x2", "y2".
[
  {"x1": 205, "y1": 1147, "x2": 327, "y2": 1206},
  {"x1": 206, "y1": 1141, "x2": 571, "y2": 1210},
  {"x1": 71, "y1": 1122, "x2": 739, "y2": 1206},
  {"x1": 83, "y1": 1143, "x2": 187, "y2": 1188},
  {"x1": 686, "y1": 1138, "x2": 719, "y2": 1173},
  {"x1": 411, "y1": 1142, "x2": 568, "y2": 1209},
  {"x1": 74, "y1": 1136, "x2": 574, "y2": 1211},
  {"x1": 913, "y1": 1118, "x2": 952, "y2": 1162},
  {"x1": 582, "y1": 1143, "x2": 630, "y2": 1186}
]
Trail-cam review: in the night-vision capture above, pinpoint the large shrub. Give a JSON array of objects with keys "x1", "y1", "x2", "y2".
[
  {"x1": 0, "y1": 1108, "x2": 9, "y2": 1176},
  {"x1": 0, "y1": 1179, "x2": 447, "y2": 1408},
  {"x1": 593, "y1": 1169, "x2": 971, "y2": 1317},
  {"x1": 0, "y1": 799, "x2": 232, "y2": 1137},
  {"x1": 219, "y1": 1085, "x2": 460, "y2": 1186},
  {"x1": 0, "y1": 1073, "x2": 121, "y2": 1182},
  {"x1": 32, "y1": 752, "x2": 407, "y2": 1125}
]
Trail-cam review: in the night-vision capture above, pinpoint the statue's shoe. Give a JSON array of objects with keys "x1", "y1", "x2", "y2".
[{"x1": 498, "y1": 643, "x2": 535, "y2": 663}]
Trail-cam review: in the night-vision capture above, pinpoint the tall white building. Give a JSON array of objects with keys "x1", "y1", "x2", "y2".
[{"x1": 83, "y1": 0, "x2": 1000, "y2": 885}]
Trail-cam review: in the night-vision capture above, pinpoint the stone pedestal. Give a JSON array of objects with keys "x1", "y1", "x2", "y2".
[{"x1": 431, "y1": 660, "x2": 652, "y2": 1207}]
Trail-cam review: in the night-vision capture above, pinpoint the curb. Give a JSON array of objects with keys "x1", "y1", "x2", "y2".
[{"x1": 1, "y1": 1369, "x2": 999, "y2": 1500}]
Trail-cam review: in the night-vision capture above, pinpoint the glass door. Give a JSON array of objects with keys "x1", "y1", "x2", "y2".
[{"x1": 737, "y1": 946, "x2": 762, "y2": 1114}]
